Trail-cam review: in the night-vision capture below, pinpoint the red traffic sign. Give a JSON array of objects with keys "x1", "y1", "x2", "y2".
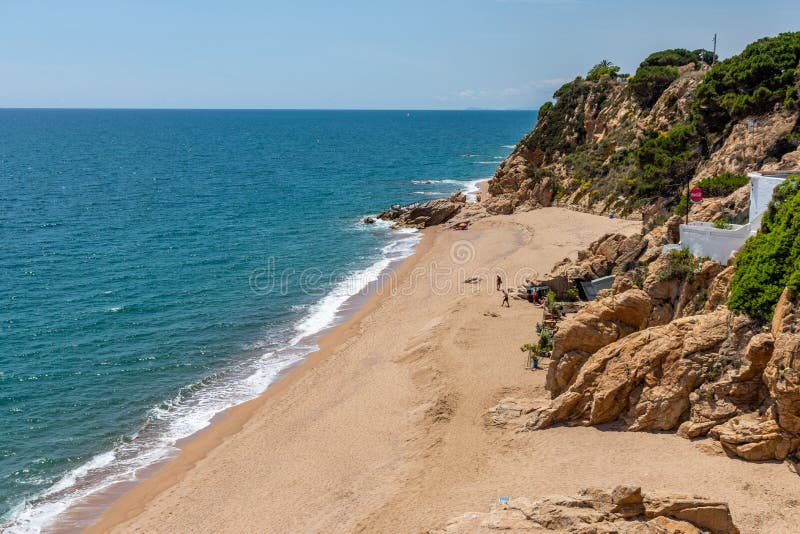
[{"x1": 690, "y1": 187, "x2": 703, "y2": 203}]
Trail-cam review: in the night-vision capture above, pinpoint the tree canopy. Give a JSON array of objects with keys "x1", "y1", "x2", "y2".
[
  {"x1": 728, "y1": 175, "x2": 800, "y2": 322},
  {"x1": 696, "y1": 32, "x2": 800, "y2": 133}
]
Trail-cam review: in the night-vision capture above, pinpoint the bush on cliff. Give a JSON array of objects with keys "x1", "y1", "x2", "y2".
[
  {"x1": 538, "y1": 101, "x2": 553, "y2": 120},
  {"x1": 640, "y1": 48, "x2": 712, "y2": 68},
  {"x1": 696, "y1": 32, "x2": 800, "y2": 132},
  {"x1": 629, "y1": 65, "x2": 680, "y2": 108},
  {"x1": 524, "y1": 78, "x2": 596, "y2": 156},
  {"x1": 729, "y1": 175, "x2": 800, "y2": 322},
  {"x1": 695, "y1": 172, "x2": 749, "y2": 197},
  {"x1": 587, "y1": 60, "x2": 621, "y2": 81},
  {"x1": 633, "y1": 123, "x2": 702, "y2": 197}
]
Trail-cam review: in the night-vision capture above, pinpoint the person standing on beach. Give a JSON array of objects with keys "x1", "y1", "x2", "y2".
[
  {"x1": 501, "y1": 289, "x2": 510, "y2": 308},
  {"x1": 496, "y1": 275, "x2": 502, "y2": 291}
]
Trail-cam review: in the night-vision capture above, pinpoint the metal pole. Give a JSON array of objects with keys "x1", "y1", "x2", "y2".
[
  {"x1": 712, "y1": 34, "x2": 717, "y2": 65},
  {"x1": 686, "y1": 178, "x2": 690, "y2": 225}
]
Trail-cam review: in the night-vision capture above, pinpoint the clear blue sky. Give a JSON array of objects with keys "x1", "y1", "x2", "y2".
[{"x1": 1, "y1": 0, "x2": 798, "y2": 109}]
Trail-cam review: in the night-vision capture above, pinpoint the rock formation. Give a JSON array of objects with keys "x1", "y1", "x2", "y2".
[
  {"x1": 530, "y1": 309, "x2": 757, "y2": 432},
  {"x1": 378, "y1": 193, "x2": 467, "y2": 228},
  {"x1": 528, "y1": 262, "x2": 800, "y2": 461},
  {"x1": 430, "y1": 486, "x2": 739, "y2": 534}
]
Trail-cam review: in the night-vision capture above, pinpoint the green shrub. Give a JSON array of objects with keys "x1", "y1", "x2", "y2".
[
  {"x1": 696, "y1": 32, "x2": 800, "y2": 133},
  {"x1": 629, "y1": 65, "x2": 680, "y2": 107},
  {"x1": 712, "y1": 216, "x2": 732, "y2": 229},
  {"x1": 640, "y1": 48, "x2": 706, "y2": 68},
  {"x1": 566, "y1": 286, "x2": 580, "y2": 301},
  {"x1": 695, "y1": 172, "x2": 749, "y2": 197},
  {"x1": 728, "y1": 175, "x2": 800, "y2": 322},
  {"x1": 657, "y1": 248, "x2": 703, "y2": 282},
  {"x1": 538, "y1": 101, "x2": 553, "y2": 120},
  {"x1": 524, "y1": 77, "x2": 595, "y2": 156},
  {"x1": 674, "y1": 194, "x2": 689, "y2": 216},
  {"x1": 587, "y1": 60, "x2": 621, "y2": 81},
  {"x1": 634, "y1": 123, "x2": 701, "y2": 197}
]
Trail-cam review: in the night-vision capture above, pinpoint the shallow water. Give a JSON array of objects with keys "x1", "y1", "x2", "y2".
[{"x1": 0, "y1": 109, "x2": 535, "y2": 530}]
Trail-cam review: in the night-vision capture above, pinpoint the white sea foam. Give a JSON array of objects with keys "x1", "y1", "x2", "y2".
[
  {"x1": 501, "y1": 144, "x2": 516, "y2": 149},
  {"x1": 2, "y1": 228, "x2": 421, "y2": 534},
  {"x1": 412, "y1": 191, "x2": 446, "y2": 196},
  {"x1": 291, "y1": 232, "x2": 420, "y2": 344}
]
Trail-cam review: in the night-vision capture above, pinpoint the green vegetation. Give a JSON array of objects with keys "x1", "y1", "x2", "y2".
[
  {"x1": 696, "y1": 32, "x2": 800, "y2": 133},
  {"x1": 712, "y1": 216, "x2": 732, "y2": 230},
  {"x1": 538, "y1": 101, "x2": 553, "y2": 120},
  {"x1": 633, "y1": 123, "x2": 702, "y2": 197},
  {"x1": 656, "y1": 248, "x2": 704, "y2": 282},
  {"x1": 521, "y1": 322, "x2": 554, "y2": 362},
  {"x1": 566, "y1": 286, "x2": 580, "y2": 301},
  {"x1": 546, "y1": 289, "x2": 562, "y2": 317},
  {"x1": 629, "y1": 66, "x2": 680, "y2": 107},
  {"x1": 728, "y1": 175, "x2": 800, "y2": 322},
  {"x1": 524, "y1": 77, "x2": 595, "y2": 156},
  {"x1": 674, "y1": 194, "x2": 689, "y2": 216},
  {"x1": 628, "y1": 48, "x2": 713, "y2": 108},
  {"x1": 536, "y1": 322, "x2": 554, "y2": 352},
  {"x1": 695, "y1": 172, "x2": 749, "y2": 197},
  {"x1": 524, "y1": 34, "x2": 799, "y2": 212},
  {"x1": 640, "y1": 48, "x2": 715, "y2": 68},
  {"x1": 587, "y1": 59, "x2": 621, "y2": 81}
]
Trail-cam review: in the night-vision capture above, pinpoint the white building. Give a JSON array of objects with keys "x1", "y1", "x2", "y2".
[{"x1": 678, "y1": 171, "x2": 797, "y2": 265}]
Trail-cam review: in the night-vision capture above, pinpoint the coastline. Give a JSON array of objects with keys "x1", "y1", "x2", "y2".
[
  {"x1": 80, "y1": 207, "x2": 800, "y2": 533},
  {"x1": 49, "y1": 227, "x2": 436, "y2": 533}
]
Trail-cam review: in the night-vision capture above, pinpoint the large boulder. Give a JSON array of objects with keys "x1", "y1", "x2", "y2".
[
  {"x1": 546, "y1": 289, "x2": 652, "y2": 396},
  {"x1": 530, "y1": 310, "x2": 756, "y2": 431},
  {"x1": 378, "y1": 195, "x2": 464, "y2": 228},
  {"x1": 676, "y1": 334, "x2": 773, "y2": 440},
  {"x1": 709, "y1": 411, "x2": 800, "y2": 461},
  {"x1": 429, "y1": 486, "x2": 739, "y2": 534}
]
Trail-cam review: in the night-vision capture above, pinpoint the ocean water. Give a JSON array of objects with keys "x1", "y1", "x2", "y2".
[{"x1": 0, "y1": 109, "x2": 535, "y2": 531}]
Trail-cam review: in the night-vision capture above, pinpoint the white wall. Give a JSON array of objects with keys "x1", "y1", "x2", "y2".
[
  {"x1": 678, "y1": 172, "x2": 792, "y2": 265},
  {"x1": 680, "y1": 222, "x2": 751, "y2": 265},
  {"x1": 748, "y1": 174, "x2": 785, "y2": 223}
]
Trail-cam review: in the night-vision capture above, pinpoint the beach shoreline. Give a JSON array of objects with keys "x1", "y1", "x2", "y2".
[
  {"x1": 79, "y1": 207, "x2": 800, "y2": 534},
  {"x1": 45, "y1": 227, "x2": 435, "y2": 533}
]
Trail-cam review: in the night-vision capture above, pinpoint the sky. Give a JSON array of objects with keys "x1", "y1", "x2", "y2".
[{"x1": 1, "y1": 0, "x2": 799, "y2": 109}]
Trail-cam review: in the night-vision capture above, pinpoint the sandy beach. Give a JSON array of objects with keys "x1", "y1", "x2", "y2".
[{"x1": 86, "y1": 208, "x2": 800, "y2": 534}]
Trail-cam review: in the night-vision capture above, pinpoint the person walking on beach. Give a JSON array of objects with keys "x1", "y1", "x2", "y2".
[
  {"x1": 501, "y1": 289, "x2": 510, "y2": 308},
  {"x1": 496, "y1": 274, "x2": 502, "y2": 291}
]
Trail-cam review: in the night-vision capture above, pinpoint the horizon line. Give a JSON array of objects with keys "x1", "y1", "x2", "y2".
[{"x1": 0, "y1": 106, "x2": 539, "y2": 112}]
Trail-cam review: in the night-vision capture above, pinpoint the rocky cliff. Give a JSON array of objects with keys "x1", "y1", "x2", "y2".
[
  {"x1": 494, "y1": 35, "x2": 800, "y2": 464},
  {"x1": 485, "y1": 36, "x2": 800, "y2": 222}
]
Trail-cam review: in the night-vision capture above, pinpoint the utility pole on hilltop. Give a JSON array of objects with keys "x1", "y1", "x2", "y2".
[{"x1": 712, "y1": 33, "x2": 717, "y2": 65}]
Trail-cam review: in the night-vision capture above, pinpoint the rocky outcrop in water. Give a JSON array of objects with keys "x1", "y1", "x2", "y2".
[
  {"x1": 378, "y1": 193, "x2": 466, "y2": 228},
  {"x1": 430, "y1": 485, "x2": 739, "y2": 534}
]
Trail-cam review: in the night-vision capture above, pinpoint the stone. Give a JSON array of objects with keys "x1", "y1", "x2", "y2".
[
  {"x1": 378, "y1": 198, "x2": 462, "y2": 228},
  {"x1": 529, "y1": 310, "x2": 756, "y2": 432},
  {"x1": 645, "y1": 495, "x2": 740, "y2": 534},
  {"x1": 362, "y1": 216, "x2": 375, "y2": 224},
  {"x1": 429, "y1": 487, "x2": 739, "y2": 533},
  {"x1": 709, "y1": 412, "x2": 800, "y2": 461},
  {"x1": 545, "y1": 289, "x2": 652, "y2": 396},
  {"x1": 704, "y1": 266, "x2": 735, "y2": 312}
]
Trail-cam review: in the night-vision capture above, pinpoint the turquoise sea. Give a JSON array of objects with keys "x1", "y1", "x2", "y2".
[{"x1": 0, "y1": 109, "x2": 535, "y2": 530}]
